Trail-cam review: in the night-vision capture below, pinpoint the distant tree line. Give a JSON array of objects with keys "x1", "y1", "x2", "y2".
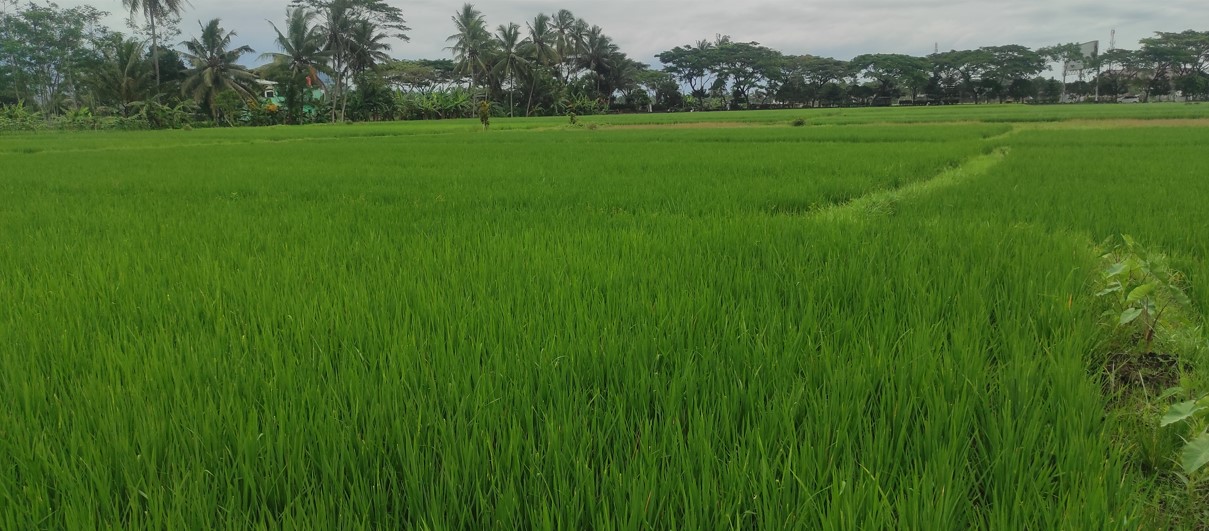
[
  {"x1": 2, "y1": 0, "x2": 1207, "y2": 130},
  {"x1": 657, "y1": 34, "x2": 1209, "y2": 109}
]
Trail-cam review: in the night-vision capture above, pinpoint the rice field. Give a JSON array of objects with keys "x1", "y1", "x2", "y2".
[{"x1": 2, "y1": 104, "x2": 1208, "y2": 528}]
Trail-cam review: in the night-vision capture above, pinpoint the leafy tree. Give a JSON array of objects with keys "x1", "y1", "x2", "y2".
[
  {"x1": 928, "y1": 50, "x2": 969, "y2": 102},
  {"x1": 1175, "y1": 71, "x2": 1209, "y2": 100},
  {"x1": 1038, "y1": 42, "x2": 1084, "y2": 97},
  {"x1": 847, "y1": 82, "x2": 875, "y2": 106},
  {"x1": 1140, "y1": 30, "x2": 1209, "y2": 78},
  {"x1": 653, "y1": 76, "x2": 683, "y2": 111},
  {"x1": 818, "y1": 81, "x2": 845, "y2": 106},
  {"x1": 631, "y1": 68, "x2": 674, "y2": 110},
  {"x1": 1032, "y1": 76, "x2": 1063, "y2": 103},
  {"x1": 659, "y1": 36, "x2": 783, "y2": 108},
  {"x1": 1097, "y1": 48, "x2": 1145, "y2": 98},
  {"x1": 381, "y1": 58, "x2": 456, "y2": 94},
  {"x1": 180, "y1": 18, "x2": 257, "y2": 123},
  {"x1": 1066, "y1": 79, "x2": 1093, "y2": 98},
  {"x1": 153, "y1": 47, "x2": 187, "y2": 97},
  {"x1": 1140, "y1": 30, "x2": 1209, "y2": 100},
  {"x1": 851, "y1": 53, "x2": 929, "y2": 100},
  {"x1": 349, "y1": 69, "x2": 391, "y2": 120},
  {"x1": 0, "y1": 2, "x2": 106, "y2": 112},
  {"x1": 713, "y1": 40, "x2": 784, "y2": 107},
  {"x1": 779, "y1": 55, "x2": 849, "y2": 107},
  {"x1": 604, "y1": 57, "x2": 646, "y2": 107},
  {"x1": 1007, "y1": 77, "x2": 1035, "y2": 101},
  {"x1": 929, "y1": 49, "x2": 994, "y2": 103},
  {"x1": 657, "y1": 40, "x2": 719, "y2": 99},
  {"x1": 978, "y1": 45, "x2": 1045, "y2": 102}
]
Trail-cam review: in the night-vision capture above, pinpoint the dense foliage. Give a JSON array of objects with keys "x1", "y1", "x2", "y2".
[{"x1": 1, "y1": 1, "x2": 1207, "y2": 127}]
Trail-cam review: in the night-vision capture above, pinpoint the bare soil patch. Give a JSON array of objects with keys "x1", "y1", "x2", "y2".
[{"x1": 1104, "y1": 351, "x2": 1181, "y2": 398}]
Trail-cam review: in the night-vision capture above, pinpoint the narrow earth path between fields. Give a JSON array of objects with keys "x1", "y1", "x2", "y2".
[{"x1": 812, "y1": 148, "x2": 1008, "y2": 222}]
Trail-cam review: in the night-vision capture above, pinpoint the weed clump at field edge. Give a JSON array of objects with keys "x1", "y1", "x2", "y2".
[{"x1": 1096, "y1": 235, "x2": 1197, "y2": 386}]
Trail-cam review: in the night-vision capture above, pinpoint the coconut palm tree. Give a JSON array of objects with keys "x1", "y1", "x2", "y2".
[
  {"x1": 121, "y1": 0, "x2": 188, "y2": 87},
  {"x1": 551, "y1": 9, "x2": 580, "y2": 83},
  {"x1": 446, "y1": 3, "x2": 492, "y2": 94},
  {"x1": 567, "y1": 19, "x2": 590, "y2": 78},
  {"x1": 262, "y1": 7, "x2": 329, "y2": 123},
  {"x1": 89, "y1": 34, "x2": 154, "y2": 115},
  {"x1": 577, "y1": 26, "x2": 618, "y2": 96},
  {"x1": 180, "y1": 18, "x2": 257, "y2": 123},
  {"x1": 551, "y1": 9, "x2": 576, "y2": 59},
  {"x1": 493, "y1": 23, "x2": 528, "y2": 117},
  {"x1": 606, "y1": 57, "x2": 646, "y2": 106},
  {"x1": 317, "y1": 0, "x2": 355, "y2": 122},
  {"x1": 347, "y1": 18, "x2": 391, "y2": 78},
  {"x1": 523, "y1": 13, "x2": 558, "y2": 67},
  {"x1": 344, "y1": 18, "x2": 392, "y2": 120},
  {"x1": 522, "y1": 13, "x2": 558, "y2": 115}
]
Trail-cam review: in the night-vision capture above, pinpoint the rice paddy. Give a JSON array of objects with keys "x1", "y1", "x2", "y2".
[{"x1": 2, "y1": 104, "x2": 1208, "y2": 528}]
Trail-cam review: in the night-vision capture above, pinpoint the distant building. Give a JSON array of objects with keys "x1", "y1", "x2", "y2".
[{"x1": 253, "y1": 79, "x2": 325, "y2": 115}]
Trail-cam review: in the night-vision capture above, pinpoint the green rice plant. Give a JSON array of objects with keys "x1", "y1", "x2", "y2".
[{"x1": 5, "y1": 106, "x2": 1209, "y2": 528}]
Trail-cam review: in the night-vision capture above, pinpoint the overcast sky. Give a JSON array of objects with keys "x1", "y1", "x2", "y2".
[{"x1": 80, "y1": 0, "x2": 1204, "y2": 67}]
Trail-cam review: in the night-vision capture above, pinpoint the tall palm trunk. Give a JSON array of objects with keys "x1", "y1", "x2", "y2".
[
  {"x1": 330, "y1": 53, "x2": 343, "y2": 122},
  {"x1": 339, "y1": 71, "x2": 350, "y2": 122},
  {"x1": 150, "y1": 9, "x2": 160, "y2": 87},
  {"x1": 525, "y1": 83, "x2": 534, "y2": 116}
]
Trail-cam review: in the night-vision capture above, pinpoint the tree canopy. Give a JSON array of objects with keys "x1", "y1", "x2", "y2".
[{"x1": 3, "y1": 0, "x2": 1209, "y2": 129}]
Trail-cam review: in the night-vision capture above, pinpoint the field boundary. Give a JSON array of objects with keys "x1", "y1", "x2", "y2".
[{"x1": 813, "y1": 148, "x2": 1008, "y2": 222}]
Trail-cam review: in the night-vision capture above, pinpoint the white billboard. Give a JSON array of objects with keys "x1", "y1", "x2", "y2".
[{"x1": 1064, "y1": 41, "x2": 1099, "y2": 72}]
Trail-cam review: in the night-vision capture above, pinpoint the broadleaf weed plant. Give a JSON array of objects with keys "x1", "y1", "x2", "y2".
[
  {"x1": 1097, "y1": 235, "x2": 1209, "y2": 479},
  {"x1": 1095, "y1": 234, "x2": 1192, "y2": 355}
]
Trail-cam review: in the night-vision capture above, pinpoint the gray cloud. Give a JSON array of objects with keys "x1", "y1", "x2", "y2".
[{"x1": 78, "y1": 0, "x2": 1205, "y2": 67}]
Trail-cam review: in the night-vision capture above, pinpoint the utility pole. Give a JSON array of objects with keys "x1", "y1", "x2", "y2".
[{"x1": 1094, "y1": 40, "x2": 1101, "y2": 102}]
